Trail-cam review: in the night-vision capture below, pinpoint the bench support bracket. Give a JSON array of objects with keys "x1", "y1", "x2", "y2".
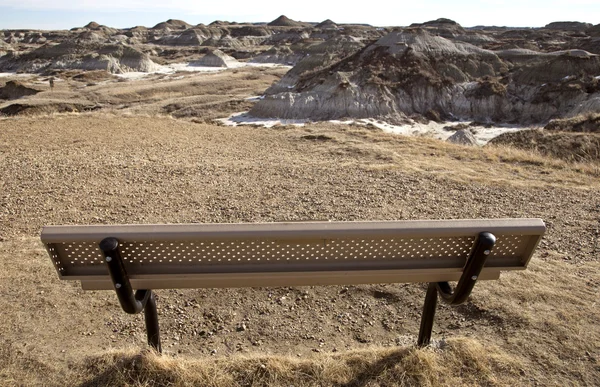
[
  {"x1": 417, "y1": 232, "x2": 496, "y2": 346},
  {"x1": 100, "y1": 237, "x2": 162, "y2": 353}
]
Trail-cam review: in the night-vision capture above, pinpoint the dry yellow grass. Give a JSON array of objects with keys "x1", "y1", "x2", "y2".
[
  {"x1": 294, "y1": 122, "x2": 600, "y2": 189},
  {"x1": 73, "y1": 338, "x2": 523, "y2": 387}
]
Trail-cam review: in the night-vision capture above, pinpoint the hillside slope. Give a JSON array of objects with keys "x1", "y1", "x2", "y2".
[{"x1": 0, "y1": 114, "x2": 599, "y2": 386}]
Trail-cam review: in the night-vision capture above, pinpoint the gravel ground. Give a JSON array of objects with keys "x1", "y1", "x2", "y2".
[
  {"x1": 1, "y1": 115, "x2": 598, "y2": 258},
  {"x1": 1, "y1": 114, "x2": 599, "y2": 385}
]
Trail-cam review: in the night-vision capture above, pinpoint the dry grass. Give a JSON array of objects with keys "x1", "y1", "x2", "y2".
[
  {"x1": 297, "y1": 122, "x2": 600, "y2": 188},
  {"x1": 74, "y1": 338, "x2": 522, "y2": 387},
  {"x1": 0, "y1": 337, "x2": 524, "y2": 386},
  {"x1": 489, "y1": 129, "x2": 600, "y2": 163},
  {"x1": 475, "y1": 257, "x2": 600, "y2": 385},
  {"x1": 545, "y1": 112, "x2": 600, "y2": 133}
]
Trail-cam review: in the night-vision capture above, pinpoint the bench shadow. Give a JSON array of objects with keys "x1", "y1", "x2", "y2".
[
  {"x1": 453, "y1": 302, "x2": 507, "y2": 326},
  {"x1": 371, "y1": 288, "x2": 403, "y2": 303},
  {"x1": 340, "y1": 347, "x2": 411, "y2": 387},
  {"x1": 77, "y1": 353, "x2": 168, "y2": 387},
  {"x1": 77, "y1": 361, "x2": 126, "y2": 387}
]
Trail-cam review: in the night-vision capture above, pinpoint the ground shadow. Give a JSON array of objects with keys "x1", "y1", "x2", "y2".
[
  {"x1": 77, "y1": 352, "x2": 175, "y2": 387},
  {"x1": 340, "y1": 347, "x2": 412, "y2": 387}
]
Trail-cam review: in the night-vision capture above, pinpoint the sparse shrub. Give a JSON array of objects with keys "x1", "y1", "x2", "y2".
[
  {"x1": 465, "y1": 78, "x2": 507, "y2": 98},
  {"x1": 243, "y1": 73, "x2": 261, "y2": 81}
]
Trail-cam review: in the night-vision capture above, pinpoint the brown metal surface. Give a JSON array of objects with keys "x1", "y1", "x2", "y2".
[
  {"x1": 79, "y1": 269, "x2": 503, "y2": 290},
  {"x1": 41, "y1": 219, "x2": 545, "y2": 288}
]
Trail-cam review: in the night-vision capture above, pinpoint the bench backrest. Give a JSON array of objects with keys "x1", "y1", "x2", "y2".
[{"x1": 41, "y1": 219, "x2": 545, "y2": 290}]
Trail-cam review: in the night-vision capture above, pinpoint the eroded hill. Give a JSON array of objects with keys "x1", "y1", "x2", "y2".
[{"x1": 251, "y1": 27, "x2": 600, "y2": 124}]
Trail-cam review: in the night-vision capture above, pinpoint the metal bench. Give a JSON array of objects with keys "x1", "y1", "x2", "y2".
[{"x1": 41, "y1": 218, "x2": 545, "y2": 353}]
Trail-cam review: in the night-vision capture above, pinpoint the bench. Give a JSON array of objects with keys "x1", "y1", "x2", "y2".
[{"x1": 41, "y1": 218, "x2": 545, "y2": 353}]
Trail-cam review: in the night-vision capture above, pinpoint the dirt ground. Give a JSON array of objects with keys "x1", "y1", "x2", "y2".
[{"x1": 1, "y1": 69, "x2": 599, "y2": 386}]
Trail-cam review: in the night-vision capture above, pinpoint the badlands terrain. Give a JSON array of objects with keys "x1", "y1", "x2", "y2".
[{"x1": 1, "y1": 15, "x2": 599, "y2": 386}]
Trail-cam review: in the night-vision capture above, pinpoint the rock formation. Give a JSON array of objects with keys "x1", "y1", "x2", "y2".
[
  {"x1": 250, "y1": 27, "x2": 600, "y2": 125},
  {"x1": 1, "y1": 16, "x2": 599, "y2": 128},
  {"x1": 488, "y1": 128, "x2": 600, "y2": 162},
  {"x1": 84, "y1": 21, "x2": 101, "y2": 29},
  {"x1": 447, "y1": 129, "x2": 478, "y2": 145},
  {"x1": 315, "y1": 20, "x2": 338, "y2": 30},
  {"x1": 152, "y1": 19, "x2": 192, "y2": 30},
  {"x1": 157, "y1": 26, "x2": 224, "y2": 46},
  {"x1": 0, "y1": 40, "x2": 12, "y2": 56},
  {"x1": 586, "y1": 24, "x2": 600, "y2": 37},
  {"x1": 268, "y1": 15, "x2": 308, "y2": 27},
  {"x1": 545, "y1": 21, "x2": 593, "y2": 31},
  {"x1": 0, "y1": 38, "x2": 161, "y2": 73},
  {"x1": 545, "y1": 113, "x2": 600, "y2": 133},
  {"x1": 191, "y1": 49, "x2": 239, "y2": 67},
  {"x1": 250, "y1": 46, "x2": 302, "y2": 65},
  {"x1": 262, "y1": 35, "x2": 366, "y2": 93},
  {"x1": 410, "y1": 18, "x2": 466, "y2": 38}
]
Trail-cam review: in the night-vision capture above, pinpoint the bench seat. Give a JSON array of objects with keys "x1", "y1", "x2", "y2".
[{"x1": 42, "y1": 219, "x2": 544, "y2": 290}]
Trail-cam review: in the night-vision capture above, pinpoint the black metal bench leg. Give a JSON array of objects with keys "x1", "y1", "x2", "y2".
[
  {"x1": 144, "y1": 291, "x2": 162, "y2": 353},
  {"x1": 416, "y1": 232, "x2": 497, "y2": 347},
  {"x1": 417, "y1": 283, "x2": 438, "y2": 347},
  {"x1": 100, "y1": 237, "x2": 163, "y2": 354}
]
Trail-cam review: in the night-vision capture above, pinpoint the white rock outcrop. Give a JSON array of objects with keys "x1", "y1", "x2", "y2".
[{"x1": 191, "y1": 49, "x2": 239, "y2": 67}]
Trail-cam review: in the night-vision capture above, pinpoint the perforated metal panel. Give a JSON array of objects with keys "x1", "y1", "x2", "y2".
[
  {"x1": 52, "y1": 236, "x2": 477, "y2": 265},
  {"x1": 41, "y1": 219, "x2": 545, "y2": 289},
  {"x1": 490, "y1": 235, "x2": 529, "y2": 257},
  {"x1": 46, "y1": 244, "x2": 64, "y2": 273}
]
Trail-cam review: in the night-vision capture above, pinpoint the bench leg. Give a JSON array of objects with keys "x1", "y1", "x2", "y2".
[
  {"x1": 144, "y1": 291, "x2": 162, "y2": 353},
  {"x1": 417, "y1": 283, "x2": 438, "y2": 347},
  {"x1": 416, "y1": 232, "x2": 497, "y2": 347},
  {"x1": 100, "y1": 237, "x2": 163, "y2": 353}
]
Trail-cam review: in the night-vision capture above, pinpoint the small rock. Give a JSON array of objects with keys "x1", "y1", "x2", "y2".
[{"x1": 446, "y1": 129, "x2": 478, "y2": 146}]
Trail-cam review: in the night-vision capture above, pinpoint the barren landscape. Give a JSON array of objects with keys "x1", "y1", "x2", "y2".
[{"x1": 1, "y1": 15, "x2": 600, "y2": 386}]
